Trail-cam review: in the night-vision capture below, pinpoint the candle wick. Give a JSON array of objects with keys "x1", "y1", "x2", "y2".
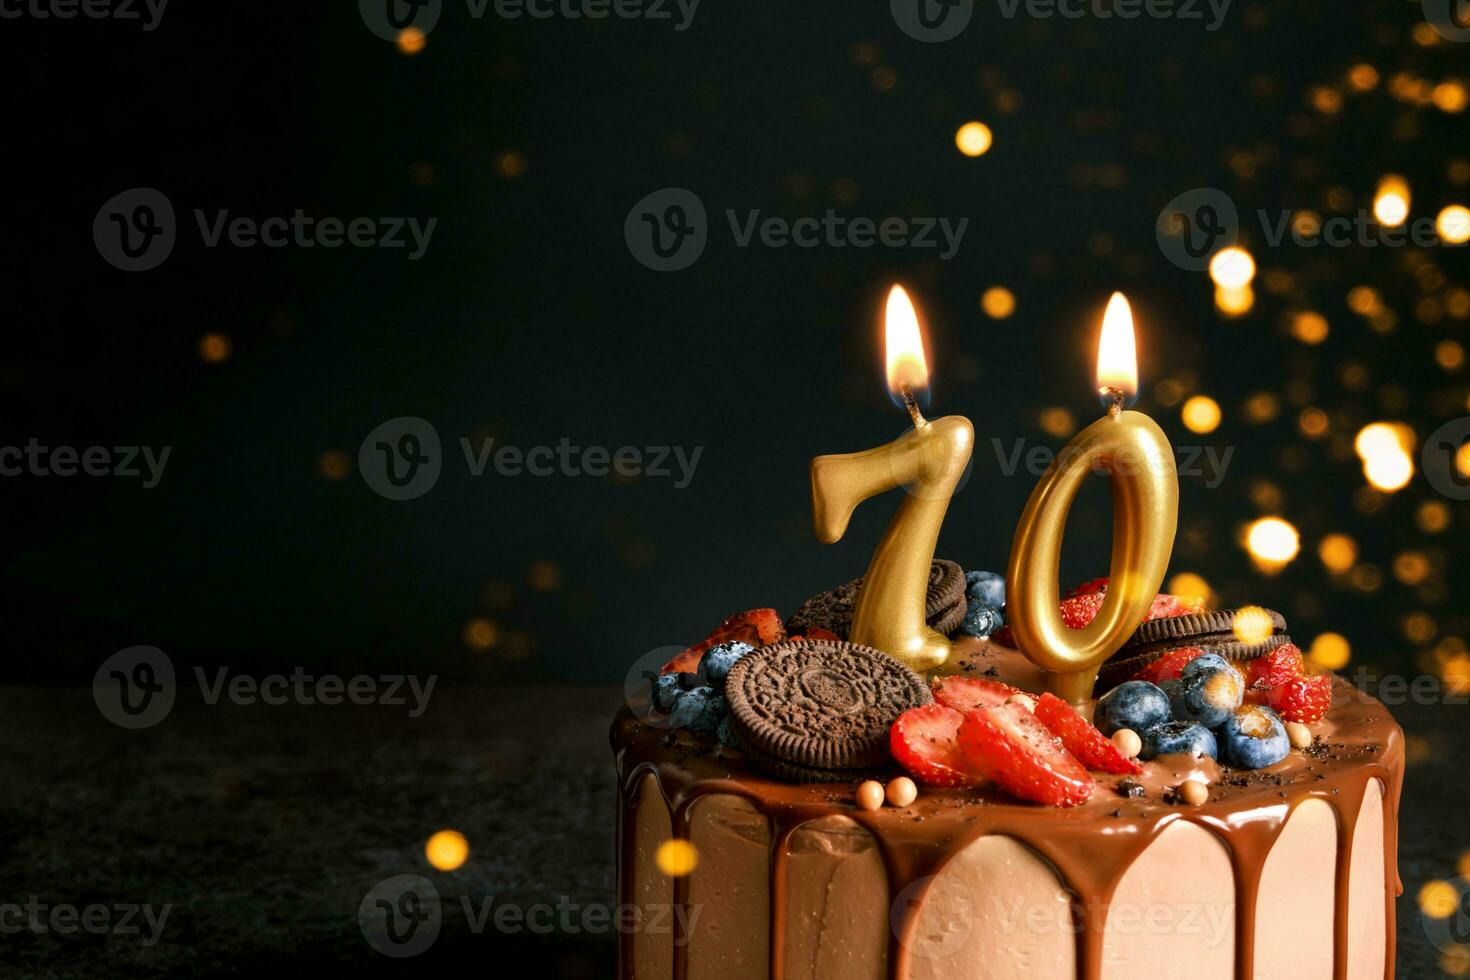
[
  {"x1": 900, "y1": 384, "x2": 928, "y2": 428},
  {"x1": 1100, "y1": 386, "x2": 1126, "y2": 418}
]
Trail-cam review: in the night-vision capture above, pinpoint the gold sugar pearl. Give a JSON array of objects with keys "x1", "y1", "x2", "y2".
[
  {"x1": 1286, "y1": 721, "x2": 1313, "y2": 750},
  {"x1": 1179, "y1": 779, "x2": 1209, "y2": 806},
  {"x1": 1112, "y1": 728, "x2": 1142, "y2": 760},
  {"x1": 856, "y1": 780, "x2": 885, "y2": 811},
  {"x1": 885, "y1": 776, "x2": 918, "y2": 808}
]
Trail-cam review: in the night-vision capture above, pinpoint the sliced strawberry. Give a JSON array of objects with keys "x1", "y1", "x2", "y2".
[
  {"x1": 660, "y1": 609, "x2": 786, "y2": 673},
  {"x1": 1066, "y1": 577, "x2": 1111, "y2": 598},
  {"x1": 932, "y1": 676, "x2": 1019, "y2": 713},
  {"x1": 1149, "y1": 594, "x2": 1207, "y2": 619},
  {"x1": 957, "y1": 703, "x2": 1095, "y2": 807},
  {"x1": 890, "y1": 704, "x2": 986, "y2": 788},
  {"x1": 1266, "y1": 674, "x2": 1332, "y2": 723},
  {"x1": 1134, "y1": 646, "x2": 1208, "y2": 684},
  {"x1": 1245, "y1": 643, "x2": 1305, "y2": 689},
  {"x1": 799, "y1": 626, "x2": 841, "y2": 642},
  {"x1": 1033, "y1": 693, "x2": 1143, "y2": 775}
]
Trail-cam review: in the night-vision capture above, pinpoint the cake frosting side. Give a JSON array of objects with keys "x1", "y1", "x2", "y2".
[{"x1": 613, "y1": 638, "x2": 1404, "y2": 980}]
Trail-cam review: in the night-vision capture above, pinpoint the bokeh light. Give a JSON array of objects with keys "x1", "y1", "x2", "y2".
[
  {"x1": 655, "y1": 839, "x2": 699, "y2": 877},
  {"x1": 1309, "y1": 633, "x2": 1351, "y2": 669},
  {"x1": 955, "y1": 122, "x2": 993, "y2": 157},
  {"x1": 397, "y1": 28, "x2": 427, "y2": 56},
  {"x1": 1245, "y1": 518, "x2": 1301, "y2": 570},
  {"x1": 199, "y1": 333, "x2": 232, "y2": 364},
  {"x1": 980, "y1": 286, "x2": 1015, "y2": 319},
  {"x1": 1233, "y1": 606, "x2": 1277, "y2": 644},
  {"x1": 1438, "y1": 205, "x2": 1470, "y2": 244},
  {"x1": 463, "y1": 617, "x2": 501, "y2": 651},
  {"x1": 1373, "y1": 175, "x2": 1410, "y2": 227},
  {"x1": 425, "y1": 830, "x2": 469, "y2": 871},
  {"x1": 1290, "y1": 311, "x2": 1330, "y2": 345},
  {"x1": 1319, "y1": 534, "x2": 1358, "y2": 573},
  {"x1": 1181, "y1": 395, "x2": 1221, "y2": 434},
  {"x1": 1208, "y1": 247, "x2": 1256, "y2": 289},
  {"x1": 1421, "y1": 879, "x2": 1459, "y2": 919},
  {"x1": 1166, "y1": 572, "x2": 1213, "y2": 606}
]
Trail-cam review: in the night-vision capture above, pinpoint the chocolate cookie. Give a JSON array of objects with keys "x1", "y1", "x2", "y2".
[
  {"x1": 1098, "y1": 608, "x2": 1292, "y2": 689},
  {"x1": 787, "y1": 559, "x2": 967, "y2": 638},
  {"x1": 725, "y1": 638, "x2": 932, "y2": 779}
]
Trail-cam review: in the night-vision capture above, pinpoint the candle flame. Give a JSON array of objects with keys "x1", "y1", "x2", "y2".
[
  {"x1": 1095, "y1": 292, "x2": 1138, "y2": 403},
  {"x1": 885, "y1": 285, "x2": 930, "y2": 396}
]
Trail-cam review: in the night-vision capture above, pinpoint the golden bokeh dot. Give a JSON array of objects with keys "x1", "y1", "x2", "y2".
[
  {"x1": 1309, "y1": 86, "x2": 1342, "y2": 114},
  {"x1": 1290, "y1": 311, "x2": 1329, "y2": 345},
  {"x1": 1364, "y1": 450, "x2": 1414, "y2": 491},
  {"x1": 1434, "y1": 81, "x2": 1469, "y2": 114},
  {"x1": 1373, "y1": 176, "x2": 1411, "y2": 227},
  {"x1": 1308, "y1": 633, "x2": 1351, "y2": 670},
  {"x1": 1350, "y1": 564, "x2": 1384, "y2": 592},
  {"x1": 955, "y1": 121, "x2": 992, "y2": 157},
  {"x1": 1439, "y1": 205, "x2": 1470, "y2": 245},
  {"x1": 1215, "y1": 284, "x2": 1255, "y2": 317},
  {"x1": 527, "y1": 560, "x2": 562, "y2": 592},
  {"x1": 397, "y1": 27, "x2": 427, "y2": 55},
  {"x1": 1039, "y1": 406, "x2": 1075, "y2": 438},
  {"x1": 463, "y1": 617, "x2": 500, "y2": 651},
  {"x1": 1393, "y1": 551, "x2": 1431, "y2": 585},
  {"x1": 1403, "y1": 612, "x2": 1438, "y2": 644},
  {"x1": 1460, "y1": 851, "x2": 1470, "y2": 879},
  {"x1": 425, "y1": 830, "x2": 469, "y2": 871},
  {"x1": 1448, "y1": 288, "x2": 1470, "y2": 319},
  {"x1": 1298, "y1": 408, "x2": 1329, "y2": 439},
  {"x1": 871, "y1": 66, "x2": 897, "y2": 92},
  {"x1": 1243, "y1": 391, "x2": 1280, "y2": 424},
  {"x1": 1459, "y1": 443, "x2": 1470, "y2": 479},
  {"x1": 1417, "y1": 500, "x2": 1452, "y2": 533},
  {"x1": 655, "y1": 839, "x2": 699, "y2": 877},
  {"x1": 1319, "y1": 534, "x2": 1358, "y2": 573},
  {"x1": 1245, "y1": 518, "x2": 1300, "y2": 568},
  {"x1": 1290, "y1": 211, "x2": 1321, "y2": 238},
  {"x1": 1420, "y1": 879, "x2": 1460, "y2": 920},
  {"x1": 199, "y1": 333, "x2": 232, "y2": 364},
  {"x1": 1208, "y1": 247, "x2": 1256, "y2": 289},
  {"x1": 1347, "y1": 286, "x2": 1382, "y2": 316},
  {"x1": 1347, "y1": 64, "x2": 1380, "y2": 91},
  {"x1": 980, "y1": 286, "x2": 1015, "y2": 319},
  {"x1": 495, "y1": 151, "x2": 528, "y2": 179},
  {"x1": 1232, "y1": 606, "x2": 1277, "y2": 644},
  {"x1": 1181, "y1": 396, "x2": 1222, "y2": 434},
  {"x1": 1437, "y1": 340, "x2": 1466, "y2": 371},
  {"x1": 316, "y1": 450, "x2": 350, "y2": 481},
  {"x1": 1154, "y1": 379, "x2": 1187, "y2": 407},
  {"x1": 1166, "y1": 572, "x2": 1213, "y2": 607},
  {"x1": 1442, "y1": 948, "x2": 1470, "y2": 978}
]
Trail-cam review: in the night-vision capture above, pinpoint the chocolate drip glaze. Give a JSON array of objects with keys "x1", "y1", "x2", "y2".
[{"x1": 615, "y1": 640, "x2": 1403, "y2": 980}]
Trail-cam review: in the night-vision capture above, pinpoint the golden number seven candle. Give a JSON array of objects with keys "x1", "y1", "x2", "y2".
[
  {"x1": 1006, "y1": 293, "x2": 1179, "y2": 703},
  {"x1": 810, "y1": 286, "x2": 974, "y2": 674}
]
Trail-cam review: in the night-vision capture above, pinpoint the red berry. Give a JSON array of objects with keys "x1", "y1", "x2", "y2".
[
  {"x1": 1060, "y1": 592, "x2": 1108, "y2": 629},
  {"x1": 932, "y1": 675, "x2": 1019, "y2": 714},
  {"x1": 1266, "y1": 674, "x2": 1333, "y2": 723},
  {"x1": 1066, "y1": 577, "x2": 1110, "y2": 598},
  {"x1": 1134, "y1": 646, "x2": 1207, "y2": 684},
  {"x1": 957, "y1": 703, "x2": 1095, "y2": 807},
  {"x1": 989, "y1": 625, "x2": 1015, "y2": 647},
  {"x1": 1245, "y1": 643, "x2": 1305, "y2": 689},
  {"x1": 889, "y1": 704, "x2": 986, "y2": 788},
  {"x1": 799, "y1": 626, "x2": 842, "y2": 642},
  {"x1": 660, "y1": 608, "x2": 786, "y2": 673},
  {"x1": 1033, "y1": 693, "x2": 1143, "y2": 775}
]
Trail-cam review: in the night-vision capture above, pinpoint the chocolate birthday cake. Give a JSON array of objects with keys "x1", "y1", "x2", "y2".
[{"x1": 612, "y1": 567, "x2": 1403, "y2": 979}]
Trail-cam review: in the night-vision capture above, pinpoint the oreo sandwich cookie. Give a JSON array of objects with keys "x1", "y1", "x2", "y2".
[
  {"x1": 1097, "y1": 608, "x2": 1292, "y2": 690},
  {"x1": 787, "y1": 559, "x2": 967, "y2": 639},
  {"x1": 725, "y1": 638, "x2": 932, "y2": 782}
]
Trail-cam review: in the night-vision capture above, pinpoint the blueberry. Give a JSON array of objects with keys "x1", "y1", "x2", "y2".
[
  {"x1": 965, "y1": 571, "x2": 1006, "y2": 609},
  {"x1": 1158, "y1": 678, "x2": 1182, "y2": 702},
  {"x1": 668, "y1": 686, "x2": 725, "y2": 732},
  {"x1": 1180, "y1": 653, "x2": 1233, "y2": 682},
  {"x1": 698, "y1": 641, "x2": 754, "y2": 689},
  {"x1": 1141, "y1": 721, "x2": 1218, "y2": 760},
  {"x1": 1219, "y1": 705, "x2": 1290, "y2": 769},
  {"x1": 717, "y1": 715, "x2": 740, "y2": 748},
  {"x1": 650, "y1": 673, "x2": 684, "y2": 713},
  {"x1": 1169, "y1": 664, "x2": 1243, "y2": 728},
  {"x1": 1094, "y1": 680, "x2": 1172, "y2": 737},
  {"x1": 957, "y1": 601, "x2": 1003, "y2": 638}
]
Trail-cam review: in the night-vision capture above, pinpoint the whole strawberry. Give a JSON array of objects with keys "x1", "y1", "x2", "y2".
[
  {"x1": 1245, "y1": 643, "x2": 1305, "y2": 689},
  {"x1": 1266, "y1": 674, "x2": 1332, "y2": 723}
]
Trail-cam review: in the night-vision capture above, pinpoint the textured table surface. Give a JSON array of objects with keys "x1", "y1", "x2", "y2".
[{"x1": 0, "y1": 683, "x2": 1462, "y2": 978}]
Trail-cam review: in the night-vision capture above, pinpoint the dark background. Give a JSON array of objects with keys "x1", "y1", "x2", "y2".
[{"x1": 3, "y1": 1, "x2": 1469, "y2": 975}]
